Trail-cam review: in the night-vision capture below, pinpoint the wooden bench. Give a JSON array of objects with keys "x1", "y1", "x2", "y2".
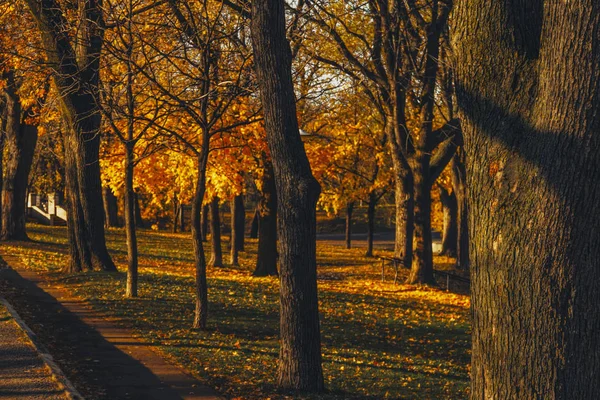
[{"x1": 433, "y1": 269, "x2": 470, "y2": 291}]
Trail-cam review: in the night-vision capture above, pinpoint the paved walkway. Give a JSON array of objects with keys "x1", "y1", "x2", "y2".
[
  {"x1": 0, "y1": 300, "x2": 70, "y2": 399},
  {"x1": 0, "y1": 252, "x2": 221, "y2": 400}
]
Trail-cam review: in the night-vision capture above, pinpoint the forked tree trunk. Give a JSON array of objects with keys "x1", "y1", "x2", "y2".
[
  {"x1": 345, "y1": 202, "x2": 354, "y2": 249},
  {"x1": 439, "y1": 186, "x2": 457, "y2": 257},
  {"x1": 365, "y1": 193, "x2": 376, "y2": 257},
  {"x1": 254, "y1": 162, "x2": 277, "y2": 276},
  {"x1": 230, "y1": 194, "x2": 245, "y2": 266},
  {"x1": 209, "y1": 196, "x2": 223, "y2": 267},
  {"x1": 453, "y1": 1, "x2": 600, "y2": 397},
  {"x1": 251, "y1": 0, "x2": 324, "y2": 391},
  {"x1": 451, "y1": 150, "x2": 469, "y2": 269}
]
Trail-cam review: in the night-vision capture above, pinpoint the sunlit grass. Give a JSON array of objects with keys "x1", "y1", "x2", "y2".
[{"x1": 5, "y1": 224, "x2": 470, "y2": 399}]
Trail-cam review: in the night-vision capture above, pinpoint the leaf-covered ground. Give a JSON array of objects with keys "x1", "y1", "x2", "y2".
[{"x1": 4, "y1": 224, "x2": 470, "y2": 399}]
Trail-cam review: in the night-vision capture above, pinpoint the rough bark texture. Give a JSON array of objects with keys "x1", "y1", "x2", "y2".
[
  {"x1": 25, "y1": 0, "x2": 115, "y2": 272},
  {"x1": 230, "y1": 194, "x2": 245, "y2": 266},
  {"x1": 438, "y1": 186, "x2": 457, "y2": 257},
  {"x1": 102, "y1": 187, "x2": 119, "y2": 228},
  {"x1": 254, "y1": 162, "x2": 277, "y2": 276},
  {"x1": 209, "y1": 197, "x2": 223, "y2": 268},
  {"x1": 451, "y1": 150, "x2": 469, "y2": 269},
  {"x1": 251, "y1": 0, "x2": 325, "y2": 391},
  {"x1": 452, "y1": 2, "x2": 600, "y2": 398},
  {"x1": 1, "y1": 75, "x2": 37, "y2": 241}
]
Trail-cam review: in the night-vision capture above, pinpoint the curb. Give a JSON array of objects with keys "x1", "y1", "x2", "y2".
[{"x1": 0, "y1": 297, "x2": 85, "y2": 400}]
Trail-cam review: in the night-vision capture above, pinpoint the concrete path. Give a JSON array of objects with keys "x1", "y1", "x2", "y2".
[
  {"x1": 0, "y1": 300, "x2": 70, "y2": 399},
  {"x1": 0, "y1": 252, "x2": 221, "y2": 400}
]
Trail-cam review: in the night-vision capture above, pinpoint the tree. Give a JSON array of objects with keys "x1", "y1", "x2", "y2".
[
  {"x1": 452, "y1": 1, "x2": 600, "y2": 397},
  {"x1": 0, "y1": 70, "x2": 38, "y2": 241},
  {"x1": 253, "y1": 156, "x2": 277, "y2": 276},
  {"x1": 24, "y1": 0, "x2": 116, "y2": 272},
  {"x1": 251, "y1": 0, "x2": 324, "y2": 391}
]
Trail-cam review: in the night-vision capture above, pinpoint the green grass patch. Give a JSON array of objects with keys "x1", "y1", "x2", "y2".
[{"x1": 5, "y1": 224, "x2": 470, "y2": 399}]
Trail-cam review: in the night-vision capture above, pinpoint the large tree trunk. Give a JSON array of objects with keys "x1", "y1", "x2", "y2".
[
  {"x1": 393, "y1": 171, "x2": 414, "y2": 268},
  {"x1": 209, "y1": 196, "x2": 223, "y2": 267},
  {"x1": 365, "y1": 195, "x2": 376, "y2": 257},
  {"x1": 345, "y1": 202, "x2": 354, "y2": 249},
  {"x1": 254, "y1": 161, "x2": 277, "y2": 276},
  {"x1": 438, "y1": 185, "x2": 458, "y2": 257},
  {"x1": 451, "y1": 150, "x2": 469, "y2": 269},
  {"x1": 1, "y1": 76, "x2": 38, "y2": 241},
  {"x1": 25, "y1": 0, "x2": 115, "y2": 272},
  {"x1": 230, "y1": 194, "x2": 245, "y2": 266},
  {"x1": 124, "y1": 143, "x2": 138, "y2": 298},
  {"x1": 453, "y1": 2, "x2": 600, "y2": 398},
  {"x1": 102, "y1": 187, "x2": 119, "y2": 228},
  {"x1": 251, "y1": 0, "x2": 325, "y2": 391}
]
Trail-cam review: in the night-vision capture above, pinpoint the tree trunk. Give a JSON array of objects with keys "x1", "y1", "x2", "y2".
[
  {"x1": 201, "y1": 204, "x2": 209, "y2": 241},
  {"x1": 251, "y1": 0, "x2": 325, "y2": 391},
  {"x1": 230, "y1": 194, "x2": 245, "y2": 266},
  {"x1": 453, "y1": 2, "x2": 600, "y2": 398},
  {"x1": 393, "y1": 171, "x2": 414, "y2": 268},
  {"x1": 172, "y1": 194, "x2": 178, "y2": 233},
  {"x1": 249, "y1": 208, "x2": 259, "y2": 239},
  {"x1": 254, "y1": 161, "x2": 278, "y2": 276},
  {"x1": 1, "y1": 77, "x2": 38, "y2": 241},
  {"x1": 190, "y1": 154, "x2": 209, "y2": 329},
  {"x1": 134, "y1": 192, "x2": 144, "y2": 228},
  {"x1": 209, "y1": 196, "x2": 223, "y2": 267},
  {"x1": 124, "y1": 143, "x2": 138, "y2": 298},
  {"x1": 438, "y1": 186, "x2": 458, "y2": 257},
  {"x1": 407, "y1": 158, "x2": 435, "y2": 284},
  {"x1": 451, "y1": 150, "x2": 469, "y2": 269},
  {"x1": 365, "y1": 194, "x2": 376, "y2": 257},
  {"x1": 345, "y1": 202, "x2": 354, "y2": 249},
  {"x1": 102, "y1": 187, "x2": 119, "y2": 228}
]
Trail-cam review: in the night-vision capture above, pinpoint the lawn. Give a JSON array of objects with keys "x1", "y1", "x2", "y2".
[{"x1": 3, "y1": 224, "x2": 470, "y2": 399}]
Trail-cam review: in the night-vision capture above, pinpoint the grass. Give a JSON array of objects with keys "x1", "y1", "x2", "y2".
[{"x1": 3, "y1": 224, "x2": 470, "y2": 399}]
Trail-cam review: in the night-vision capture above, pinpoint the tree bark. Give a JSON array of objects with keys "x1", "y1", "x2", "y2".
[
  {"x1": 451, "y1": 150, "x2": 469, "y2": 269},
  {"x1": 249, "y1": 208, "x2": 259, "y2": 239},
  {"x1": 453, "y1": 1, "x2": 600, "y2": 398},
  {"x1": 251, "y1": 0, "x2": 325, "y2": 391},
  {"x1": 172, "y1": 194, "x2": 179, "y2": 233},
  {"x1": 1, "y1": 75, "x2": 38, "y2": 241},
  {"x1": 25, "y1": 0, "x2": 116, "y2": 272},
  {"x1": 254, "y1": 161, "x2": 278, "y2": 276},
  {"x1": 201, "y1": 204, "x2": 209, "y2": 241},
  {"x1": 209, "y1": 196, "x2": 223, "y2": 267},
  {"x1": 230, "y1": 194, "x2": 245, "y2": 266},
  {"x1": 134, "y1": 192, "x2": 144, "y2": 228},
  {"x1": 102, "y1": 187, "x2": 119, "y2": 228},
  {"x1": 365, "y1": 193, "x2": 376, "y2": 257},
  {"x1": 438, "y1": 186, "x2": 458, "y2": 257},
  {"x1": 124, "y1": 142, "x2": 138, "y2": 298},
  {"x1": 345, "y1": 202, "x2": 354, "y2": 249},
  {"x1": 190, "y1": 154, "x2": 209, "y2": 330},
  {"x1": 393, "y1": 170, "x2": 414, "y2": 268}
]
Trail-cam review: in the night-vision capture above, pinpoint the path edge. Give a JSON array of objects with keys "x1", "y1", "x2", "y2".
[{"x1": 0, "y1": 296, "x2": 85, "y2": 400}]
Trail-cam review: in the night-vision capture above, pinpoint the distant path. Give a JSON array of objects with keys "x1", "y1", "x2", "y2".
[
  {"x1": 0, "y1": 251, "x2": 221, "y2": 400},
  {"x1": 317, "y1": 231, "x2": 443, "y2": 253}
]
